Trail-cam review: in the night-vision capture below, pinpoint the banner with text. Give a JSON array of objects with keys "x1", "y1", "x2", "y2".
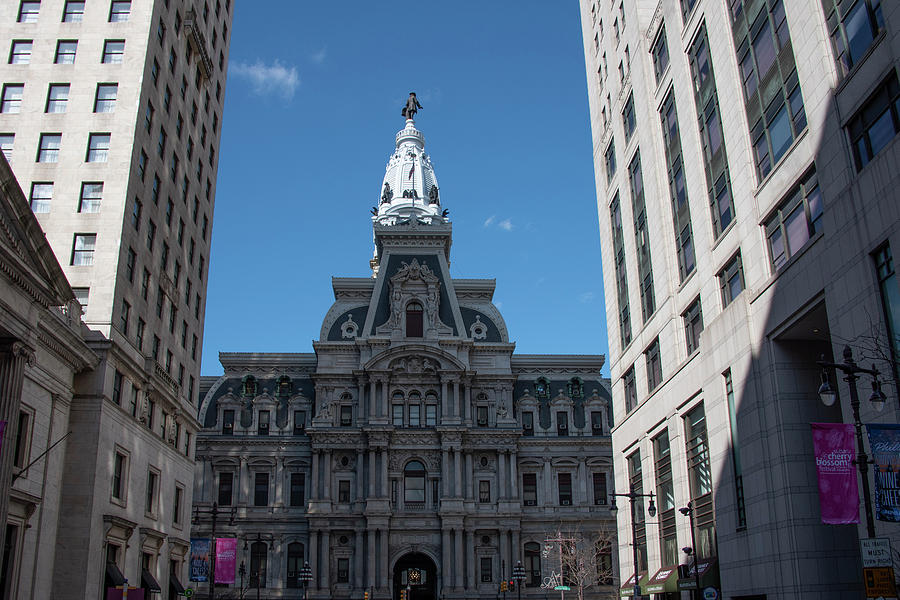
[
  {"x1": 215, "y1": 538, "x2": 237, "y2": 584},
  {"x1": 867, "y1": 424, "x2": 900, "y2": 522},
  {"x1": 812, "y1": 422, "x2": 858, "y2": 524},
  {"x1": 189, "y1": 538, "x2": 211, "y2": 582}
]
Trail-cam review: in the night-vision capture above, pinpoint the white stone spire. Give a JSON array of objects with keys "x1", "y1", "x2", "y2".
[{"x1": 374, "y1": 119, "x2": 445, "y2": 226}]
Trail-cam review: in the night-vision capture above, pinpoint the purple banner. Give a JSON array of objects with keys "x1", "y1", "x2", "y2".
[
  {"x1": 812, "y1": 423, "x2": 859, "y2": 524},
  {"x1": 867, "y1": 424, "x2": 900, "y2": 522},
  {"x1": 189, "y1": 538, "x2": 210, "y2": 582},
  {"x1": 215, "y1": 538, "x2": 237, "y2": 584}
]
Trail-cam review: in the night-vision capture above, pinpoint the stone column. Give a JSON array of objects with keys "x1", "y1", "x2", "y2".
[
  {"x1": 441, "y1": 530, "x2": 450, "y2": 590},
  {"x1": 380, "y1": 529, "x2": 389, "y2": 588},
  {"x1": 576, "y1": 458, "x2": 586, "y2": 506},
  {"x1": 368, "y1": 450, "x2": 376, "y2": 497},
  {"x1": 381, "y1": 450, "x2": 389, "y2": 497},
  {"x1": 356, "y1": 449, "x2": 365, "y2": 500},
  {"x1": 323, "y1": 450, "x2": 332, "y2": 500},
  {"x1": 454, "y1": 449, "x2": 462, "y2": 497},
  {"x1": 454, "y1": 529, "x2": 464, "y2": 589},
  {"x1": 441, "y1": 380, "x2": 449, "y2": 419},
  {"x1": 310, "y1": 451, "x2": 319, "y2": 500},
  {"x1": 310, "y1": 530, "x2": 319, "y2": 589},
  {"x1": 510, "y1": 451, "x2": 519, "y2": 499},
  {"x1": 0, "y1": 341, "x2": 32, "y2": 570},
  {"x1": 355, "y1": 529, "x2": 364, "y2": 589},
  {"x1": 240, "y1": 457, "x2": 250, "y2": 505},
  {"x1": 500, "y1": 530, "x2": 509, "y2": 578},
  {"x1": 464, "y1": 380, "x2": 471, "y2": 422},
  {"x1": 498, "y1": 451, "x2": 507, "y2": 499},
  {"x1": 322, "y1": 530, "x2": 331, "y2": 589},
  {"x1": 357, "y1": 377, "x2": 367, "y2": 422},
  {"x1": 369, "y1": 380, "x2": 377, "y2": 419},
  {"x1": 465, "y1": 452, "x2": 474, "y2": 500},
  {"x1": 367, "y1": 529, "x2": 376, "y2": 589},
  {"x1": 465, "y1": 530, "x2": 475, "y2": 591},
  {"x1": 441, "y1": 450, "x2": 449, "y2": 497},
  {"x1": 275, "y1": 456, "x2": 284, "y2": 507},
  {"x1": 543, "y1": 460, "x2": 552, "y2": 505}
]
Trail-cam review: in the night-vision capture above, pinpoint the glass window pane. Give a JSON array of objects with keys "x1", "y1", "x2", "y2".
[{"x1": 769, "y1": 104, "x2": 793, "y2": 163}]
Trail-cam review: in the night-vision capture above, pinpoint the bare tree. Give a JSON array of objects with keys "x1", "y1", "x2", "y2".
[{"x1": 543, "y1": 523, "x2": 617, "y2": 600}]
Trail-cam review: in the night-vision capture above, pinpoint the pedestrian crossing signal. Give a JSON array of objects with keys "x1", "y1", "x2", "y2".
[{"x1": 500, "y1": 581, "x2": 508, "y2": 592}]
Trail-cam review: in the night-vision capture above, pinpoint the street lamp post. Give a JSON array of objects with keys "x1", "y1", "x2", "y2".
[
  {"x1": 191, "y1": 502, "x2": 236, "y2": 600},
  {"x1": 817, "y1": 345, "x2": 887, "y2": 538},
  {"x1": 610, "y1": 485, "x2": 656, "y2": 599},
  {"x1": 512, "y1": 560, "x2": 526, "y2": 600},
  {"x1": 238, "y1": 561, "x2": 246, "y2": 600},
  {"x1": 678, "y1": 502, "x2": 702, "y2": 600},
  {"x1": 299, "y1": 560, "x2": 313, "y2": 600}
]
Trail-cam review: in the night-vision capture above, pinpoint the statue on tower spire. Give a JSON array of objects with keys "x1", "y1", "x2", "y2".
[{"x1": 401, "y1": 92, "x2": 422, "y2": 120}]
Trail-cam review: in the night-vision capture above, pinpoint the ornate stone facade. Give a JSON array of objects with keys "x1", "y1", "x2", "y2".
[{"x1": 194, "y1": 119, "x2": 615, "y2": 599}]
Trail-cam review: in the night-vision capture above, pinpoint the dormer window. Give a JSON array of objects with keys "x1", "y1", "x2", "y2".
[
  {"x1": 242, "y1": 375, "x2": 257, "y2": 397},
  {"x1": 535, "y1": 378, "x2": 550, "y2": 399},
  {"x1": 591, "y1": 411, "x2": 604, "y2": 436},
  {"x1": 258, "y1": 410, "x2": 269, "y2": 436},
  {"x1": 406, "y1": 302, "x2": 423, "y2": 337},
  {"x1": 222, "y1": 409, "x2": 234, "y2": 435},
  {"x1": 523, "y1": 412, "x2": 534, "y2": 436},
  {"x1": 277, "y1": 376, "x2": 292, "y2": 396},
  {"x1": 477, "y1": 406, "x2": 488, "y2": 427},
  {"x1": 293, "y1": 410, "x2": 306, "y2": 435},
  {"x1": 340, "y1": 405, "x2": 352, "y2": 427},
  {"x1": 567, "y1": 378, "x2": 584, "y2": 399}
]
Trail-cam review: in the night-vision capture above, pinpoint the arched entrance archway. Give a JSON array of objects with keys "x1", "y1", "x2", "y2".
[{"x1": 393, "y1": 552, "x2": 437, "y2": 600}]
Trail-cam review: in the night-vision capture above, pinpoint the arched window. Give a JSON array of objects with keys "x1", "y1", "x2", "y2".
[
  {"x1": 404, "y1": 460, "x2": 426, "y2": 506},
  {"x1": 567, "y1": 377, "x2": 584, "y2": 398},
  {"x1": 286, "y1": 542, "x2": 304, "y2": 588},
  {"x1": 408, "y1": 391, "x2": 421, "y2": 427},
  {"x1": 406, "y1": 302, "x2": 423, "y2": 337},
  {"x1": 242, "y1": 375, "x2": 257, "y2": 397},
  {"x1": 425, "y1": 392, "x2": 439, "y2": 426},
  {"x1": 250, "y1": 541, "x2": 267, "y2": 588},
  {"x1": 392, "y1": 391, "x2": 405, "y2": 426},
  {"x1": 524, "y1": 542, "x2": 541, "y2": 587},
  {"x1": 534, "y1": 378, "x2": 550, "y2": 399},
  {"x1": 277, "y1": 376, "x2": 292, "y2": 396}
]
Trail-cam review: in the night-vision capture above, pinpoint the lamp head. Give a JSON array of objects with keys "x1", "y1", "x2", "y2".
[
  {"x1": 609, "y1": 500, "x2": 618, "y2": 514},
  {"x1": 818, "y1": 370, "x2": 837, "y2": 406},
  {"x1": 869, "y1": 379, "x2": 887, "y2": 412},
  {"x1": 647, "y1": 495, "x2": 657, "y2": 518},
  {"x1": 682, "y1": 546, "x2": 693, "y2": 556},
  {"x1": 678, "y1": 506, "x2": 691, "y2": 517}
]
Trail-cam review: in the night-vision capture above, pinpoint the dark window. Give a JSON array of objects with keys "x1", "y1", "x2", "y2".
[
  {"x1": 112, "y1": 451, "x2": 126, "y2": 500},
  {"x1": 822, "y1": 0, "x2": 884, "y2": 76},
  {"x1": 848, "y1": 72, "x2": 900, "y2": 171},
  {"x1": 683, "y1": 297, "x2": 703, "y2": 355},
  {"x1": 524, "y1": 542, "x2": 541, "y2": 586},
  {"x1": 290, "y1": 473, "x2": 305, "y2": 507},
  {"x1": 112, "y1": 370, "x2": 123, "y2": 405},
  {"x1": 627, "y1": 452, "x2": 648, "y2": 571},
  {"x1": 610, "y1": 195, "x2": 632, "y2": 346},
  {"x1": 592, "y1": 472, "x2": 607, "y2": 505},
  {"x1": 257, "y1": 410, "x2": 269, "y2": 436},
  {"x1": 12, "y1": 411, "x2": 29, "y2": 469},
  {"x1": 605, "y1": 140, "x2": 616, "y2": 183},
  {"x1": 293, "y1": 411, "x2": 306, "y2": 435},
  {"x1": 652, "y1": 26, "x2": 669, "y2": 83},
  {"x1": 724, "y1": 370, "x2": 747, "y2": 529},
  {"x1": 254, "y1": 472, "x2": 269, "y2": 506},
  {"x1": 630, "y1": 152, "x2": 655, "y2": 321},
  {"x1": 393, "y1": 403, "x2": 404, "y2": 426},
  {"x1": 222, "y1": 409, "x2": 234, "y2": 435},
  {"x1": 719, "y1": 251, "x2": 745, "y2": 307},
  {"x1": 765, "y1": 168, "x2": 822, "y2": 269},
  {"x1": 523, "y1": 473, "x2": 537, "y2": 506},
  {"x1": 661, "y1": 91, "x2": 696, "y2": 281},
  {"x1": 556, "y1": 412, "x2": 568, "y2": 436},
  {"x1": 286, "y1": 543, "x2": 304, "y2": 588},
  {"x1": 623, "y1": 94, "x2": 636, "y2": 144},
  {"x1": 404, "y1": 461, "x2": 426, "y2": 504},
  {"x1": 249, "y1": 542, "x2": 267, "y2": 588},
  {"x1": 480, "y1": 557, "x2": 492, "y2": 583},
  {"x1": 145, "y1": 470, "x2": 158, "y2": 513},
  {"x1": 624, "y1": 366, "x2": 637, "y2": 413},
  {"x1": 522, "y1": 411, "x2": 534, "y2": 436},
  {"x1": 477, "y1": 405, "x2": 488, "y2": 427},
  {"x1": 654, "y1": 431, "x2": 677, "y2": 565},
  {"x1": 406, "y1": 302, "x2": 423, "y2": 337},
  {"x1": 684, "y1": 404, "x2": 715, "y2": 557},
  {"x1": 338, "y1": 480, "x2": 350, "y2": 503},
  {"x1": 646, "y1": 338, "x2": 662, "y2": 392},
  {"x1": 479, "y1": 480, "x2": 490, "y2": 503},
  {"x1": 558, "y1": 472, "x2": 572, "y2": 505},
  {"x1": 337, "y1": 558, "x2": 349, "y2": 583},
  {"x1": 591, "y1": 411, "x2": 604, "y2": 436}
]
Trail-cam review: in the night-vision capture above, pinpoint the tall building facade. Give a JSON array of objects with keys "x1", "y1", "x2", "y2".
[
  {"x1": 0, "y1": 1, "x2": 232, "y2": 597},
  {"x1": 193, "y1": 117, "x2": 616, "y2": 600},
  {"x1": 580, "y1": 0, "x2": 900, "y2": 598}
]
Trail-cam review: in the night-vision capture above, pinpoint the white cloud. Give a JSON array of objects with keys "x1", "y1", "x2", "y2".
[
  {"x1": 483, "y1": 215, "x2": 496, "y2": 227},
  {"x1": 498, "y1": 218, "x2": 514, "y2": 231},
  {"x1": 310, "y1": 47, "x2": 327, "y2": 65},
  {"x1": 578, "y1": 292, "x2": 596, "y2": 304},
  {"x1": 230, "y1": 59, "x2": 300, "y2": 100}
]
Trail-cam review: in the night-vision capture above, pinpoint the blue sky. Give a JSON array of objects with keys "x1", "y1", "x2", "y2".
[{"x1": 202, "y1": 1, "x2": 608, "y2": 375}]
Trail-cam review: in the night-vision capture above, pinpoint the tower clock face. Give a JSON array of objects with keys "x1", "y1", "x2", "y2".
[{"x1": 408, "y1": 568, "x2": 421, "y2": 584}]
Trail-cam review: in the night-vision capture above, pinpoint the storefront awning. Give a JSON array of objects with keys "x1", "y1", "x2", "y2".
[
  {"x1": 620, "y1": 571, "x2": 649, "y2": 597},
  {"x1": 142, "y1": 568, "x2": 162, "y2": 593},
  {"x1": 646, "y1": 565, "x2": 680, "y2": 594},
  {"x1": 105, "y1": 562, "x2": 126, "y2": 587},
  {"x1": 677, "y1": 557, "x2": 720, "y2": 591},
  {"x1": 169, "y1": 572, "x2": 186, "y2": 595}
]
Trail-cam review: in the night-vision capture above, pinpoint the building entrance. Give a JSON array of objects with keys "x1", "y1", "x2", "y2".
[{"x1": 393, "y1": 552, "x2": 437, "y2": 600}]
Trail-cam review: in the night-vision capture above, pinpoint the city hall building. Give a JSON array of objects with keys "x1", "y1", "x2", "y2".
[{"x1": 193, "y1": 117, "x2": 616, "y2": 599}]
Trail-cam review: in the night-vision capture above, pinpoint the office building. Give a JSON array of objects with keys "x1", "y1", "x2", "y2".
[
  {"x1": 0, "y1": 0, "x2": 232, "y2": 597},
  {"x1": 580, "y1": 0, "x2": 900, "y2": 598}
]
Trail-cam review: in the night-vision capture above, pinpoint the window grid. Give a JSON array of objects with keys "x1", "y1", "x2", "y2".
[
  {"x1": 54, "y1": 40, "x2": 77, "y2": 64},
  {"x1": 645, "y1": 338, "x2": 662, "y2": 393},
  {"x1": 654, "y1": 431, "x2": 677, "y2": 566},
  {"x1": 683, "y1": 297, "x2": 703, "y2": 355},
  {"x1": 719, "y1": 251, "x2": 745, "y2": 307},
  {"x1": 610, "y1": 194, "x2": 632, "y2": 347},
  {"x1": 765, "y1": 168, "x2": 822, "y2": 269},
  {"x1": 821, "y1": 0, "x2": 884, "y2": 77},
  {"x1": 661, "y1": 91, "x2": 696, "y2": 281},
  {"x1": 848, "y1": 72, "x2": 900, "y2": 170},
  {"x1": 630, "y1": 152, "x2": 655, "y2": 322},
  {"x1": 30, "y1": 182, "x2": 52, "y2": 213}
]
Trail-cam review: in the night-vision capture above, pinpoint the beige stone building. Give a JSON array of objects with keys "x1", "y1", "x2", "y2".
[
  {"x1": 193, "y1": 118, "x2": 616, "y2": 600},
  {"x1": 580, "y1": 0, "x2": 900, "y2": 598},
  {"x1": 0, "y1": 0, "x2": 232, "y2": 597}
]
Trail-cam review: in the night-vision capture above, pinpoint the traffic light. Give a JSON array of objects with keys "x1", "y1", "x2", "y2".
[
  {"x1": 500, "y1": 581, "x2": 508, "y2": 592},
  {"x1": 508, "y1": 580, "x2": 516, "y2": 591},
  {"x1": 364, "y1": 592, "x2": 369, "y2": 600}
]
